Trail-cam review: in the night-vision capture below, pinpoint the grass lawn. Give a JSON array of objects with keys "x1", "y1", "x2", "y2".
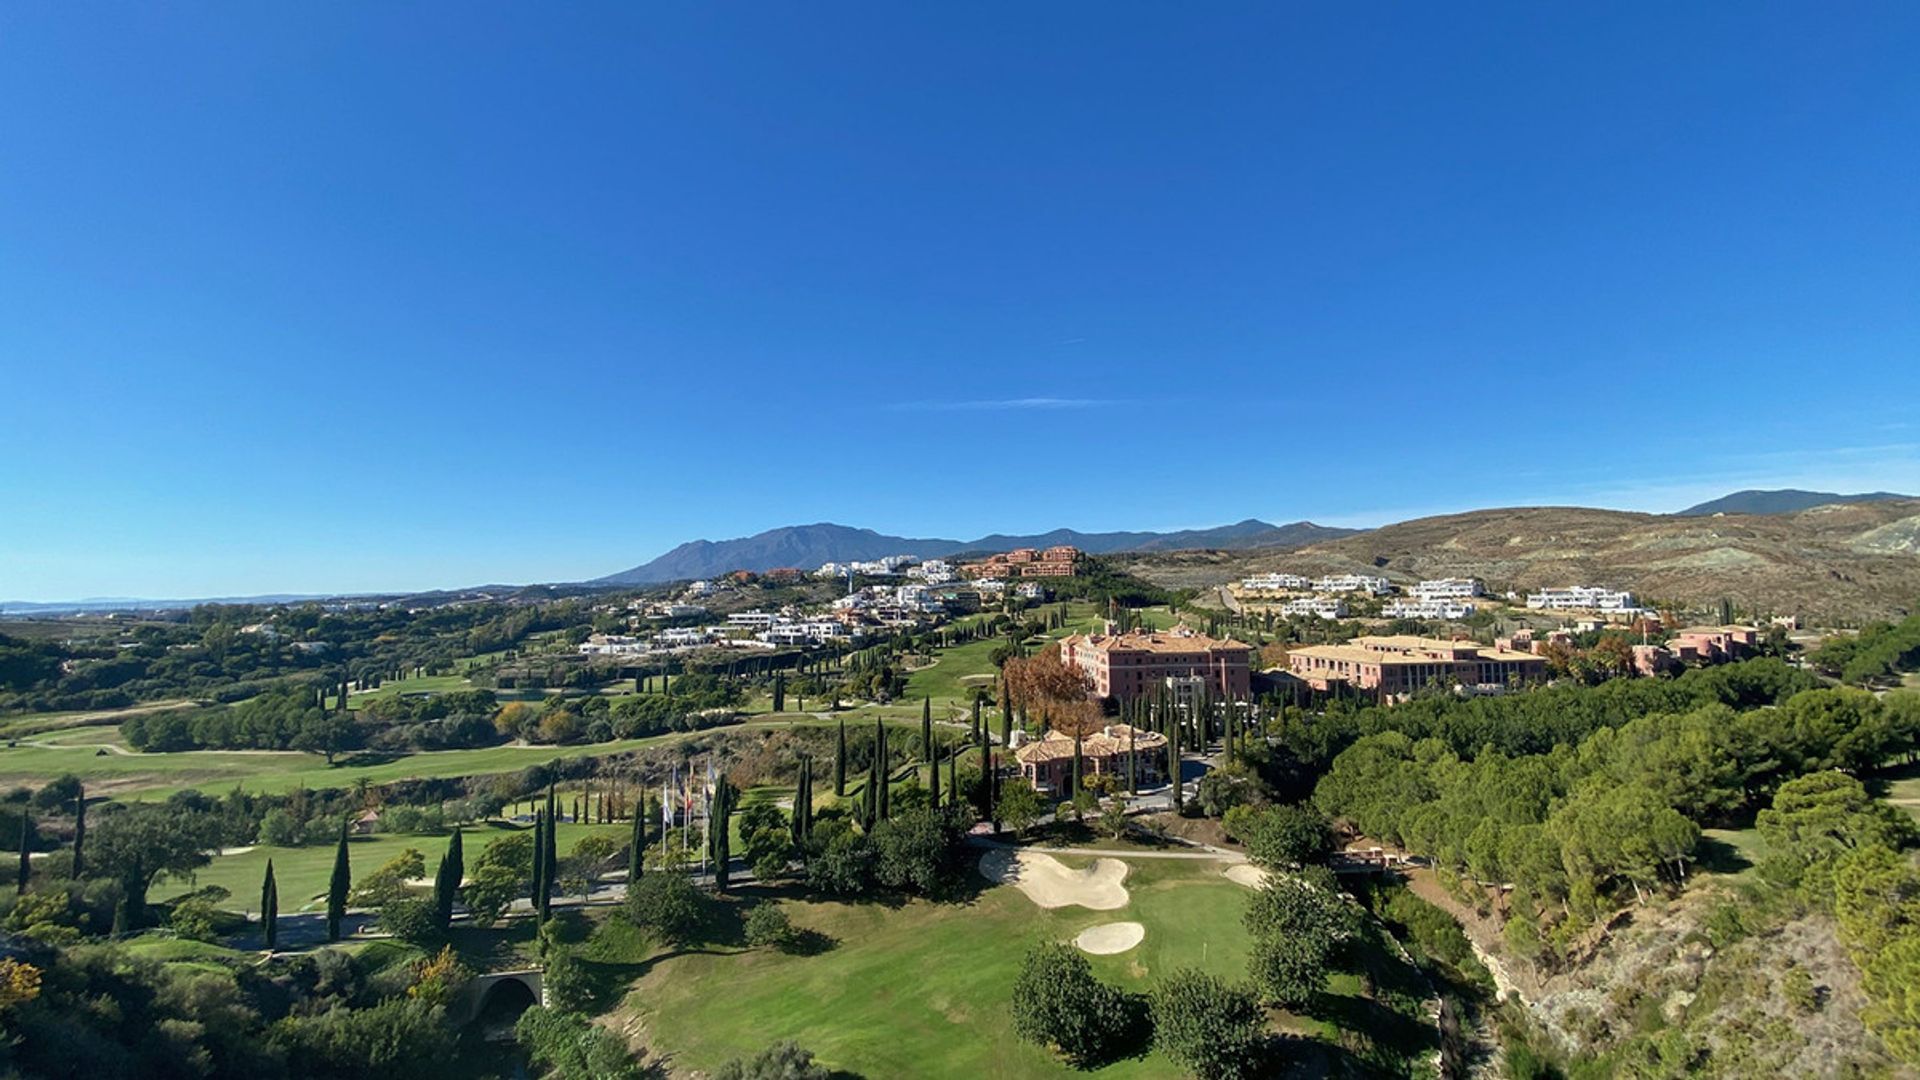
[
  {"x1": 153, "y1": 820, "x2": 634, "y2": 912},
  {"x1": 1700, "y1": 827, "x2": 1768, "y2": 879},
  {"x1": 625, "y1": 857, "x2": 1259, "y2": 1078}
]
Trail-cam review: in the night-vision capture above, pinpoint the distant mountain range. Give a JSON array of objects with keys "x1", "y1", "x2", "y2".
[
  {"x1": 1677, "y1": 489, "x2": 1914, "y2": 517},
  {"x1": 590, "y1": 519, "x2": 1360, "y2": 585}
]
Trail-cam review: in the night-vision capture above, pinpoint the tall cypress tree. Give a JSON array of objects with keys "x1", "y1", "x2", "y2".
[
  {"x1": 713, "y1": 778, "x2": 733, "y2": 893},
  {"x1": 326, "y1": 820, "x2": 350, "y2": 942},
  {"x1": 922, "y1": 697, "x2": 933, "y2": 764},
  {"x1": 971, "y1": 696, "x2": 982, "y2": 746},
  {"x1": 631, "y1": 792, "x2": 647, "y2": 882},
  {"x1": 434, "y1": 827, "x2": 463, "y2": 930},
  {"x1": 876, "y1": 722, "x2": 891, "y2": 820},
  {"x1": 1128, "y1": 725, "x2": 1138, "y2": 795},
  {"x1": 1168, "y1": 712, "x2": 1183, "y2": 812},
  {"x1": 71, "y1": 784, "x2": 85, "y2": 879},
  {"x1": 948, "y1": 749, "x2": 959, "y2": 810},
  {"x1": 928, "y1": 741, "x2": 941, "y2": 806},
  {"x1": 834, "y1": 719, "x2": 847, "y2": 797},
  {"x1": 1070, "y1": 732, "x2": 1082, "y2": 800},
  {"x1": 801, "y1": 757, "x2": 814, "y2": 845},
  {"x1": 979, "y1": 733, "x2": 994, "y2": 816},
  {"x1": 15, "y1": 814, "x2": 30, "y2": 894},
  {"x1": 773, "y1": 672, "x2": 786, "y2": 713},
  {"x1": 262, "y1": 860, "x2": 279, "y2": 951},
  {"x1": 541, "y1": 806, "x2": 558, "y2": 923}
]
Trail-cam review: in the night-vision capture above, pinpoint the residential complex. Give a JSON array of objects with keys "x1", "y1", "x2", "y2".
[
  {"x1": 963, "y1": 545, "x2": 1082, "y2": 579},
  {"x1": 1014, "y1": 723, "x2": 1168, "y2": 795},
  {"x1": 1383, "y1": 598, "x2": 1477, "y2": 620},
  {"x1": 1632, "y1": 625, "x2": 1761, "y2": 676},
  {"x1": 1313, "y1": 574, "x2": 1393, "y2": 595},
  {"x1": 1280, "y1": 597, "x2": 1349, "y2": 619},
  {"x1": 1286, "y1": 635, "x2": 1546, "y2": 697},
  {"x1": 1058, "y1": 626, "x2": 1253, "y2": 700},
  {"x1": 1411, "y1": 578, "x2": 1484, "y2": 600},
  {"x1": 1239, "y1": 572, "x2": 1312, "y2": 592},
  {"x1": 1526, "y1": 586, "x2": 1639, "y2": 613}
]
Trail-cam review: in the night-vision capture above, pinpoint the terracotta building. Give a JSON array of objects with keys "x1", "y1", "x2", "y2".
[
  {"x1": 963, "y1": 545, "x2": 1082, "y2": 579},
  {"x1": 1014, "y1": 723, "x2": 1168, "y2": 795},
  {"x1": 1286, "y1": 635, "x2": 1546, "y2": 697},
  {"x1": 1058, "y1": 627, "x2": 1253, "y2": 701}
]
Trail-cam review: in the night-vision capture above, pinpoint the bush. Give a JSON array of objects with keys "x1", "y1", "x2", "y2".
[
  {"x1": 542, "y1": 947, "x2": 593, "y2": 1012},
  {"x1": 270, "y1": 997, "x2": 455, "y2": 1080},
  {"x1": 378, "y1": 897, "x2": 442, "y2": 947},
  {"x1": 744, "y1": 903, "x2": 796, "y2": 950},
  {"x1": 1010, "y1": 941, "x2": 1141, "y2": 1068},
  {"x1": 1228, "y1": 802, "x2": 1333, "y2": 870},
  {"x1": 515, "y1": 1006, "x2": 643, "y2": 1080},
  {"x1": 713, "y1": 1039, "x2": 830, "y2": 1080},
  {"x1": 624, "y1": 869, "x2": 707, "y2": 946},
  {"x1": 1151, "y1": 968, "x2": 1266, "y2": 1079}
]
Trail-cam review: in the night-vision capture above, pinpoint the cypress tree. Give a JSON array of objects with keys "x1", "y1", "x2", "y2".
[
  {"x1": 971, "y1": 696, "x2": 982, "y2": 745},
  {"x1": 71, "y1": 785, "x2": 85, "y2": 879},
  {"x1": 531, "y1": 811, "x2": 547, "y2": 919},
  {"x1": 1070, "y1": 732, "x2": 1082, "y2": 800},
  {"x1": 877, "y1": 722, "x2": 891, "y2": 820},
  {"x1": 1001, "y1": 706, "x2": 1013, "y2": 757},
  {"x1": 541, "y1": 807, "x2": 557, "y2": 922},
  {"x1": 834, "y1": 719, "x2": 847, "y2": 796},
  {"x1": 928, "y1": 741, "x2": 941, "y2": 806},
  {"x1": 922, "y1": 697, "x2": 934, "y2": 763},
  {"x1": 979, "y1": 733, "x2": 994, "y2": 815},
  {"x1": 949, "y1": 748, "x2": 959, "y2": 810},
  {"x1": 1168, "y1": 712, "x2": 1183, "y2": 812},
  {"x1": 1128, "y1": 724, "x2": 1138, "y2": 795},
  {"x1": 631, "y1": 793, "x2": 647, "y2": 881},
  {"x1": 773, "y1": 672, "x2": 786, "y2": 713},
  {"x1": 15, "y1": 814, "x2": 29, "y2": 893},
  {"x1": 434, "y1": 827, "x2": 463, "y2": 930},
  {"x1": 713, "y1": 778, "x2": 733, "y2": 892},
  {"x1": 262, "y1": 860, "x2": 279, "y2": 951},
  {"x1": 326, "y1": 819, "x2": 350, "y2": 942},
  {"x1": 801, "y1": 757, "x2": 814, "y2": 845}
]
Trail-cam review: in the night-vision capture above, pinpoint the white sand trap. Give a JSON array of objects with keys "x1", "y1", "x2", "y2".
[
  {"x1": 1074, "y1": 921, "x2": 1145, "y2": 955},
  {"x1": 1224, "y1": 863, "x2": 1270, "y2": 889},
  {"x1": 979, "y1": 849, "x2": 1130, "y2": 910}
]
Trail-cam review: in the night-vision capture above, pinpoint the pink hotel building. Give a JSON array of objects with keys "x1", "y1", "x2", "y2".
[{"x1": 1058, "y1": 627, "x2": 1253, "y2": 701}]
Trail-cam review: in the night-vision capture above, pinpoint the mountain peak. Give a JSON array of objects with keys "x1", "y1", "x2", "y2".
[{"x1": 1677, "y1": 489, "x2": 1914, "y2": 517}]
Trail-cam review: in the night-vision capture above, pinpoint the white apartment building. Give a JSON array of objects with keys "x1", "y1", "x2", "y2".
[
  {"x1": 1015, "y1": 581, "x2": 1049, "y2": 600},
  {"x1": 1411, "y1": 578, "x2": 1484, "y2": 600},
  {"x1": 1240, "y1": 573, "x2": 1312, "y2": 591},
  {"x1": 1526, "y1": 587, "x2": 1639, "y2": 612},
  {"x1": 1314, "y1": 574, "x2": 1393, "y2": 595},
  {"x1": 656, "y1": 627, "x2": 722, "y2": 648},
  {"x1": 579, "y1": 634, "x2": 648, "y2": 656},
  {"x1": 1384, "y1": 598, "x2": 1478, "y2": 620},
  {"x1": 651, "y1": 603, "x2": 708, "y2": 619},
  {"x1": 758, "y1": 620, "x2": 858, "y2": 646},
  {"x1": 727, "y1": 611, "x2": 779, "y2": 628},
  {"x1": 908, "y1": 559, "x2": 956, "y2": 583},
  {"x1": 684, "y1": 580, "x2": 718, "y2": 597},
  {"x1": 1281, "y1": 597, "x2": 1350, "y2": 619}
]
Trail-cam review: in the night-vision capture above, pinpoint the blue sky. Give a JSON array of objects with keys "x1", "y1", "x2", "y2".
[{"x1": 3, "y1": 5, "x2": 1917, "y2": 601}]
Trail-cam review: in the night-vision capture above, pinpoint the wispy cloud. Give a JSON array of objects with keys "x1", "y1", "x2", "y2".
[{"x1": 886, "y1": 397, "x2": 1118, "y2": 412}]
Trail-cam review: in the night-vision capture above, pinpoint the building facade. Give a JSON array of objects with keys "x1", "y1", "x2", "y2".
[
  {"x1": 1526, "y1": 586, "x2": 1639, "y2": 612},
  {"x1": 1058, "y1": 627, "x2": 1253, "y2": 701},
  {"x1": 1287, "y1": 635, "x2": 1546, "y2": 697},
  {"x1": 1014, "y1": 724, "x2": 1168, "y2": 795}
]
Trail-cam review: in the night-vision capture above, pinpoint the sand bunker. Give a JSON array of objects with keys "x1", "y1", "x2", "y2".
[
  {"x1": 1074, "y1": 921, "x2": 1145, "y2": 955},
  {"x1": 1224, "y1": 863, "x2": 1269, "y2": 889},
  {"x1": 979, "y1": 849, "x2": 1130, "y2": 910}
]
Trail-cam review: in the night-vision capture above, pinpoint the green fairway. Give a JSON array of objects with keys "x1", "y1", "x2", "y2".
[
  {"x1": 154, "y1": 820, "x2": 633, "y2": 912},
  {"x1": 627, "y1": 856, "x2": 1256, "y2": 1078}
]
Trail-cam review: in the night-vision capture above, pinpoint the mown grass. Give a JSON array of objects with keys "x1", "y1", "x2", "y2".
[
  {"x1": 627, "y1": 858, "x2": 1255, "y2": 1078},
  {"x1": 154, "y1": 820, "x2": 635, "y2": 912}
]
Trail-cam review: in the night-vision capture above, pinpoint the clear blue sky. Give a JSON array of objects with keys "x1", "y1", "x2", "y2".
[{"x1": 3, "y1": 5, "x2": 1917, "y2": 601}]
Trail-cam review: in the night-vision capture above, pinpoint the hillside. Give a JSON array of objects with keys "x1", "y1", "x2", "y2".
[
  {"x1": 593, "y1": 519, "x2": 1357, "y2": 584},
  {"x1": 1678, "y1": 489, "x2": 1912, "y2": 516},
  {"x1": 1121, "y1": 501, "x2": 1920, "y2": 622}
]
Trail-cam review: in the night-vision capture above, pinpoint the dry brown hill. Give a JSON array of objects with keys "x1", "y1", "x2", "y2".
[{"x1": 1121, "y1": 500, "x2": 1920, "y2": 624}]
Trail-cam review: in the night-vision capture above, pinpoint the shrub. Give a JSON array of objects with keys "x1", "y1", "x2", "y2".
[
  {"x1": 624, "y1": 869, "x2": 707, "y2": 946},
  {"x1": 1010, "y1": 941, "x2": 1140, "y2": 1068},
  {"x1": 379, "y1": 896, "x2": 442, "y2": 947},
  {"x1": 1151, "y1": 968, "x2": 1266, "y2": 1079},
  {"x1": 515, "y1": 1006, "x2": 643, "y2": 1080},
  {"x1": 713, "y1": 1039, "x2": 830, "y2": 1080},
  {"x1": 744, "y1": 903, "x2": 796, "y2": 950}
]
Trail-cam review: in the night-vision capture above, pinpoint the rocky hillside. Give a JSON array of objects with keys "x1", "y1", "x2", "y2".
[{"x1": 1122, "y1": 501, "x2": 1920, "y2": 623}]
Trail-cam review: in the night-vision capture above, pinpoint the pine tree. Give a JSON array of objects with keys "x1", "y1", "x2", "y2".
[
  {"x1": 835, "y1": 719, "x2": 848, "y2": 796},
  {"x1": 327, "y1": 820, "x2": 350, "y2": 942},
  {"x1": 262, "y1": 860, "x2": 279, "y2": 951},
  {"x1": 71, "y1": 784, "x2": 85, "y2": 879},
  {"x1": 434, "y1": 827, "x2": 463, "y2": 930},
  {"x1": 15, "y1": 814, "x2": 29, "y2": 894}
]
